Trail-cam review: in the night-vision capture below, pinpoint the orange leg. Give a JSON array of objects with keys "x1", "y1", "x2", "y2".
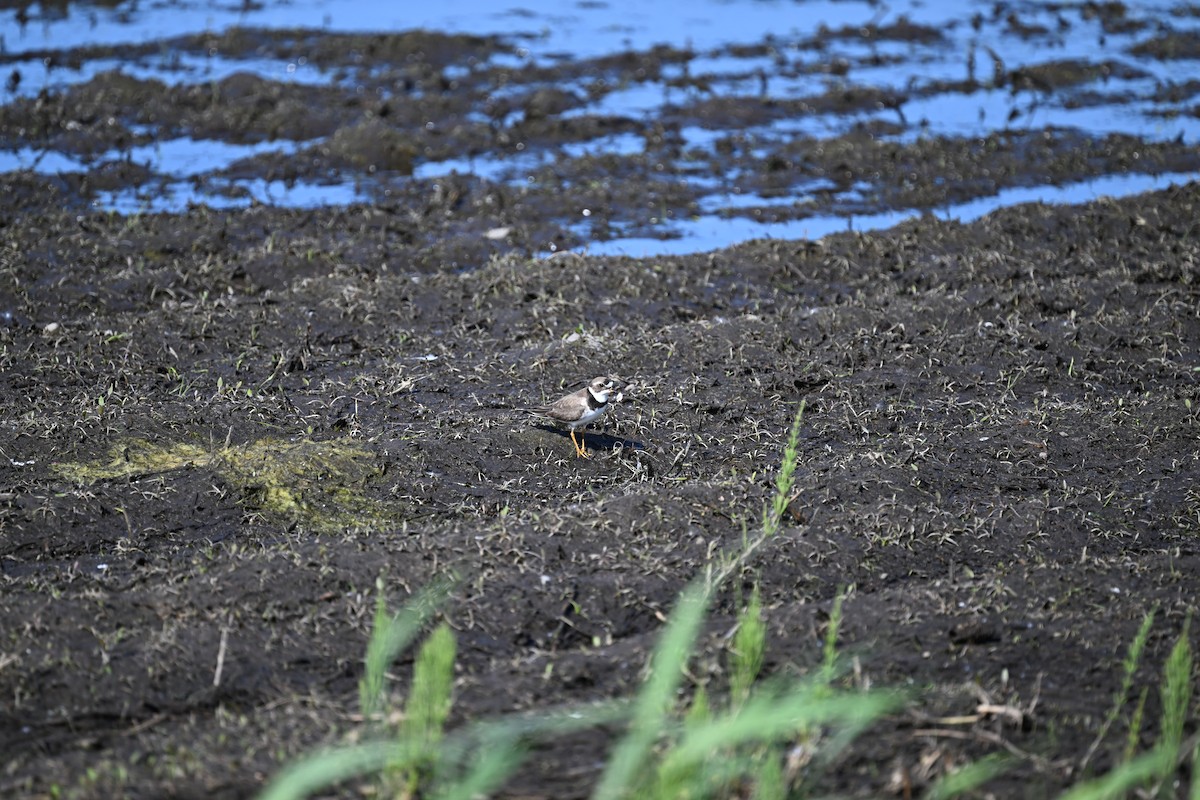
[{"x1": 571, "y1": 429, "x2": 590, "y2": 458}]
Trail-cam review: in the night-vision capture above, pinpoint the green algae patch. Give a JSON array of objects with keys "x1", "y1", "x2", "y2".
[{"x1": 53, "y1": 438, "x2": 397, "y2": 532}]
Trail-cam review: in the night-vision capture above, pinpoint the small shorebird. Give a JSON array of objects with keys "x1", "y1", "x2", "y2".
[{"x1": 521, "y1": 376, "x2": 623, "y2": 458}]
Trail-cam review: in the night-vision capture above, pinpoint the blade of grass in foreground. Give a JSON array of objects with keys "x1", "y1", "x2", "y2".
[
  {"x1": 406, "y1": 622, "x2": 457, "y2": 750},
  {"x1": 261, "y1": 700, "x2": 629, "y2": 800},
  {"x1": 430, "y1": 705, "x2": 622, "y2": 800},
  {"x1": 1057, "y1": 746, "x2": 1174, "y2": 800},
  {"x1": 923, "y1": 755, "x2": 1012, "y2": 800},
  {"x1": 1159, "y1": 613, "x2": 1192, "y2": 761},
  {"x1": 592, "y1": 581, "x2": 710, "y2": 800},
  {"x1": 359, "y1": 577, "x2": 452, "y2": 722},
  {"x1": 658, "y1": 687, "x2": 901, "y2": 772},
  {"x1": 432, "y1": 740, "x2": 523, "y2": 800},
  {"x1": 259, "y1": 742, "x2": 404, "y2": 800},
  {"x1": 1080, "y1": 607, "x2": 1155, "y2": 773},
  {"x1": 729, "y1": 586, "x2": 765, "y2": 709}
]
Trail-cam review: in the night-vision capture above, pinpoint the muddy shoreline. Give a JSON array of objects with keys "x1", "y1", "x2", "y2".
[
  {"x1": 3, "y1": 7, "x2": 1200, "y2": 798},
  {"x1": 3, "y1": 178, "x2": 1199, "y2": 796}
]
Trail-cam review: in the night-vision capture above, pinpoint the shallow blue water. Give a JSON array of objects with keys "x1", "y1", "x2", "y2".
[{"x1": 2, "y1": 0, "x2": 1198, "y2": 254}]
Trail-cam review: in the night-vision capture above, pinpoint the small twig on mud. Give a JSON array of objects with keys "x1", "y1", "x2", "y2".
[
  {"x1": 123, "y1": 712, "x2": 169, "y2": 738},
  {"x1": 213, "y1": 626, "x2": 229, "y2": 688},
  {"x1": 911, "y1": 727, "x2": 1061, "y2": 773}
]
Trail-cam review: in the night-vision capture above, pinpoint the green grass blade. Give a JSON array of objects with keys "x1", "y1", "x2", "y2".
[
  {"x1": 406, "y1": 622, "x2": 457, "y2": 749},
  {"x1": 730, "y1": 586, "x2": 766, "y2": 708},
  {"x1": 923, "y1": 754, "x2": 1011, "y2": 800},
  {"x1": 762, "y1": 401, "x2": 806, "y2": 537},
  {"x1": 820, "y1": 590, "x2": 845, "y2": 686},
  {"x1": 1191, "y1": 739, "x2": 1200, "y2": 800},
  {"x1": 709, "y1": 403, "x2": 807, "y2": 592},
  {"x1": 592, "y1": 581, "x2": 710, "y2": 800},
  {"x1": 684, "y1": 685, "x2": 709, "y2": 728},
  {"x1": 439, "y1": 701, "x2": 631, "y2": 798},
  {"x1": 1124, "y1": 686, "x2": 1149, "y2": 764},
  {"x1": 660, "y1": 687, "x2": 901, "y2": 771},
  {"x1": 1160, "y1": 615, "x2": 1193, "y2": 761},
  {"x1": 1081, "y1": 607, "x2": 1155, "y2": 773},
  {"x1": 258, "y1": 742, "x2": 401, "y2": 800},
  {"x1": 433, "y1": 737, "x2": 523, "y2": 800},
  {"x1": 751, "y1": 748, "x2": 785, "y2": 800},
  {"x1": 1058, "y1": 746, "x2": 1175, "y2": 800},
  {"x1": 359, "y1": 578, "x2": 452, "y2": 721}
]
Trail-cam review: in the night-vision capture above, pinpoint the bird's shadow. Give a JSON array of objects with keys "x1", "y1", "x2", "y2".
[{"x1": 530, "y1": 424, "x2": 646, "y2": 454}]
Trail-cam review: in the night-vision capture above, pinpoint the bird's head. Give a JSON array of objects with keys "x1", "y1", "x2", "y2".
[{"x1": 588, "y1": 376, "x2": 625, "y2": 403}]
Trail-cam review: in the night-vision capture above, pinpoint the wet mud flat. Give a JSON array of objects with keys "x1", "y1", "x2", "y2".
[
  {"x1": 5, "y1": 9, "x2": 1200, "y2": 245},
  {"x1": 2, "y1": 10, "x2": 1200, "y2": 800},
  {"x1": 3, "y1": 176, "x2": 1199, "y2": 797}
]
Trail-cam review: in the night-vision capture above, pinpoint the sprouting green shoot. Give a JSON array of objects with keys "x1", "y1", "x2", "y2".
[
  {"x1": 685, "y1": 685, "x2": 710, "y2": 729},
  {"x1": 731, "y1": 586, "x2": 766, "y2": 709},
  {"x1": 407, "y1": 622, "x2": 457, "y2": 749},
  {"x1": 709, "y1": 402, "x2": 808, "y2": 593},
  {"x1": 1159, "y1": 613, "x2": 1193, "y2": 768},
  {"x1": 1081, "y1": 607, "x2": 1156, "y2": 773},
  {"x1": 1190, "y1": 740, "x2": 1200, "y2": 800},
  {"x1": 820, "y1": 589, "x2": 846, "y2": 687},
  {"x1": 1124, "y1": 687, "x2": 1149, "y2": 765},
  {"x1": 762, "y1": 400, "x2": 806, "y2": 537},
  {"x1": 593, "y1": 581, "x2": 710, "y2": 800},
  {"x1": 1058, "y1": 746, "x2": 1174, "y2": 800},
  {"x1": 387, "y1": 622, "x2": 457, "y2": 793},
  {"x1": 359, "y1": 577, "x2": 452, "y2": 722},
  {"x1": 924, "y1": 754, "x2": 1012, "y2": 800}
]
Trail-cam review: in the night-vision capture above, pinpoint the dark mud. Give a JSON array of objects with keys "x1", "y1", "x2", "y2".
[{"x1": 2, "y1": 8, "x2": 1200, "y2": 800}]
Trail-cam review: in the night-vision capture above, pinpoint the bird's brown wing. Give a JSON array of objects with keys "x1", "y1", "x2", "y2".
[{"x1": 542, "y1": 389, "x2": 589, "y2": 423}]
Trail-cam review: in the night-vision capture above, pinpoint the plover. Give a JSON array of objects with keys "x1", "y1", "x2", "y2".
[{"x1": 522, "y1": 376, "x2": 623, "y2": 458}]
